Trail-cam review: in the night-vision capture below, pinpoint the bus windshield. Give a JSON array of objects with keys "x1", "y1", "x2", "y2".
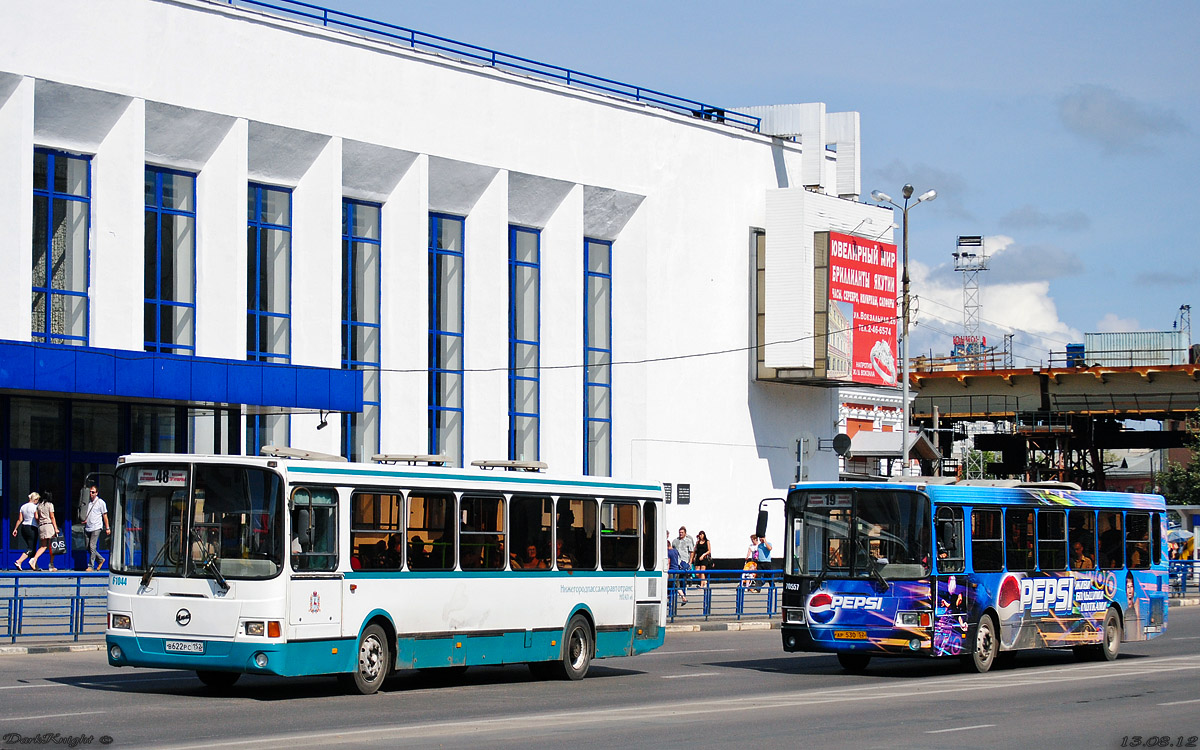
[
  {"x1": 112, "y1": 462, "x2": 285, "y2": 580},
  {"x1": 791, "y1": 488, "x2": 931, "y2": 580}
]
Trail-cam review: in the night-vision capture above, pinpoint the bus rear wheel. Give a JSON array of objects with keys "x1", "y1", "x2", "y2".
[
  {"x1": 195, "y1": 670, "x2": 240, "y2": 690},
  {"x1": 339, "y1": 623, "x2": 390, "y2": 695},
  {"x1": 837, "y1": 653, "x2": 870, "y2": 673},
  {"x1": 964, "y1": 614, "x2": 999, "y2": 673},
  {"x1": 549, "y1": 614, "x2": 593, "y2": 681}
]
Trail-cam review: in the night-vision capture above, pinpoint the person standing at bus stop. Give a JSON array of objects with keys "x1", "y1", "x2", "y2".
[
  {"x1": 11, "y1": 492, "x2": 40, "y2": 570},
  {"x1": 83, "y1": 484, "x2": 110, "y2": 571}
]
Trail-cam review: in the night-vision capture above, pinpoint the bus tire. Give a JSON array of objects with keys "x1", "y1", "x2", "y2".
[
  {"x1": 837, "y1": 653, "x2": 870, "y2": 673},
  {"x1": 551, "y1": 614, "x2": 593, "y2": 681},
  {"x1": 1099, "y1": 607, "x2": 1121, "y2": 661},
  {"x1": 965, "y1": 613, "x2": 999, "y2": 674},
  {"x1": 195, "y1": 670, "x2": 240, "y2": 690},
  {"x1": 340, "y1": 623, "x2": 389, "y2": 695}
]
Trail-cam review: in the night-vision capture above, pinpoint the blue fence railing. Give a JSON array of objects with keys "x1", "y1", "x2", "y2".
[
  {"x1": 222, "y1": 0, "x2": 762, "y2": 133},
  {"x1": 666, "y1": 568, "x2": 780, "y2": 622},
  {"x1": 1, "y1": 572, "x2": 108, "y2": 644},
  {"x1": 1170, "y1": 560, "x2": 1200, "y2": 597}
]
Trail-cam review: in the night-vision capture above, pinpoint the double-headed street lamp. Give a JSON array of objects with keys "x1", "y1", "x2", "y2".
[{"x1": 870, "y1": 184, "x2": 936, "y2": 476}]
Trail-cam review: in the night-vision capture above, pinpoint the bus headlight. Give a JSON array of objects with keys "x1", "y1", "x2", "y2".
[
  {"x1": 785, "y1": 608, "x2": 806, "y2": 624},
  {"x1": 245, "y1": 621, "x2": 265, "y2": 636},
  {"x1": 254, "y1": 652, "x2": 269, "y2": 668},
  {"x1": 895, "y1": 612, "x2": 932, "y2": 627},
  {"x1": 110, "y1": 614, "x2": 131, "y2": 630},
  {"x1": 109, "y1": 644, "x2": 123, "y2": 661}
]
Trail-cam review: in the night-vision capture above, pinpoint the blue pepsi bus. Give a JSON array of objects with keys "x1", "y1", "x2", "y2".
[{"x1": 763, "y1": 480, "x2": 1169, "y2": 673}]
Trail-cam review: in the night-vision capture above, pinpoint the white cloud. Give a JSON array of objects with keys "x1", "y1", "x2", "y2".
[{"x1": 1094, "y1": 313, "x2": 1141, "y2": 333}]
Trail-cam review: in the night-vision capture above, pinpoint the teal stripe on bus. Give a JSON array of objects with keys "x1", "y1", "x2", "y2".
[{"x1": 286, "y1": 465, "x2": 662, "y2": 493}]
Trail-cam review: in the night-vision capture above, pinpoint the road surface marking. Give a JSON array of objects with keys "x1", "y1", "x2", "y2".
[
  {"x1": 658, "y1": 648, "x2": 738, "y2": 655},
  {"x1": 3, "y1": 710, "x2": 105, "y2": 721},
  {"x1": 927, "y1": 724, "x2": 995, "y2": 734},
  {"x1": 1158, "y1": 698, "x2": 1200, "y2": 706},
  {"x1": 660, "y1": 672, "x2": 719, "y2": 679}
]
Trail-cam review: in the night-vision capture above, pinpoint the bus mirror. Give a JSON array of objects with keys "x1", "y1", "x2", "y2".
[{"x1": 756, "y1": 509, "x2": 769, "y2": 539}]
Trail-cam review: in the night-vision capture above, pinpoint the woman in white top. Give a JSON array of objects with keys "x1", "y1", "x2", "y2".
[{"x1": 10, "y1": 492, "x2": 40, "y2": 571}]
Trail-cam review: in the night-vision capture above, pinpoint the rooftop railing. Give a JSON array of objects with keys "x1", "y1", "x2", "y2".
[{"x1": 222, "y1": 0, "x2": 762, "y2": 133}]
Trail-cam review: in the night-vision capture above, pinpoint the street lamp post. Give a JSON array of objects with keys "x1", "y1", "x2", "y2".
[{"x1": 870, "y1": 184, "x2": 936, "y2": 476}]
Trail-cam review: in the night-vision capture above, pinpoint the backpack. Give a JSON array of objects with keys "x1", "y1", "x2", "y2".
[{"x1": 77, "y1": 487, "x2": 90, "y2": 523}]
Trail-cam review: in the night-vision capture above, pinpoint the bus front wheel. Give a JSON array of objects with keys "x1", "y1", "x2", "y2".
[
  {"x1": 340, "y1": 623, "x2": 390, "y2": 695},
  {"x1": 965, "y1": 614, "x2": 999, "y2": 674},
  {"x1": 1099, "y1": 607, "x2": 1121, "y2": 661}
]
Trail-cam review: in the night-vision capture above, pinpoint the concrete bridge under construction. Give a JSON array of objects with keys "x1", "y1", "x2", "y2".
[{"x1": 909, "y1": 362, "x2": 1200, "y2": 488}]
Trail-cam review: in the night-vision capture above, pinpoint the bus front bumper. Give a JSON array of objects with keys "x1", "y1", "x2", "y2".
[{"x1": 105, "y1": 633, "x2": 356, "y2": 676}]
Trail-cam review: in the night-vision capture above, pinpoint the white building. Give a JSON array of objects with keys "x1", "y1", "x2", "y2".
[{"x1": 0, "y1": 0, "x2": 894, "y2": 559}]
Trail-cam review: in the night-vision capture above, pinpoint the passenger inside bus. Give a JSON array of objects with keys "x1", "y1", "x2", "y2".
[
  {"x1": 511, "y1": 543, "x2": 546, "y2": 569},
  {"x1": 1070, "y1": 541, "x2": 1094, "y2": 570},
  {"x1": 408, "y1": 535, "x2": 428, "y2": 569},
  {"x1": 555, "y1": 538, "x2": 575, "y2": 569}
]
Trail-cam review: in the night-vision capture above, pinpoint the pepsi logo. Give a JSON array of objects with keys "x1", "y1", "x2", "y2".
[
  {"x1": 807, "y1": 591, "x2": 836, "y2": 624},
  {"x1": 996, "y1": 574, "x2": 1023, "y2": 621}
]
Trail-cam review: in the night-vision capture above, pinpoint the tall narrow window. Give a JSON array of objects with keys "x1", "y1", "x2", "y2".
[
  {"x1": 342, "y1": 200, "x2": 381, "y2": 461},
  {"x1": 144, "y1": 167, "x2": 196, "y2": 354},
  {"x1": 584, "y1": 238, "x2": 612, "y2": 476},
  {"x1": 509, "y1": 226, "x2": 540, "y2": 461},
  {"x1": 246, "y1": 183, "x2": 292, "y2": 452},
  {"x1": 429, "y1": 214, "x2": 465, "y2": 467},
  {"x1": 32, "y1": 148, "x2": 91, "y2": 345}
]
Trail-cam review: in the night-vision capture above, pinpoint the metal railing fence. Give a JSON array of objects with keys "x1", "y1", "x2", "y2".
[
  {"x1": 666, "y1": 568, "x2": 780, "y2": 622},
  {"x1": 222, "y1": 0, "x2": 762, "y2": 132},
  {"x1": 1170, "y1": 560, "x2": 1200, "y2": 597},
  {"x1": 1, "y1": 572, "x2": 108, "y2": 644}
]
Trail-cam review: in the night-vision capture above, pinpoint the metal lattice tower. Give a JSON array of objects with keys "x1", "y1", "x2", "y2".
[
  {"x1": 953, "y1": 236, "x2": 988, "y2": 369},
  {"x1": 1180, "y1": 305, "x2": 1192, "y2": 346},
  {"x1": 1004, "y1": 333, "x2": 1014, "y2": 370}
]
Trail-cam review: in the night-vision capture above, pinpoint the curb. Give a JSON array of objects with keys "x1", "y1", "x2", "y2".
[
  {"x1": 0, "y1": 643, "x2": 105, "y2": 655},
  {"x1": 666, "y1": 620, "x2": 780, "y2": 633}
]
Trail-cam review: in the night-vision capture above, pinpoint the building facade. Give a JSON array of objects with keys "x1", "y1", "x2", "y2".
[{"x1": 0, "y1": 0, "x2": 894, "y2": 559}]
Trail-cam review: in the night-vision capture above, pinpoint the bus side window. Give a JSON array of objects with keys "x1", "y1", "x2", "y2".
[
  {"x1": 971, "y1": 509, "x2": 1003, "y2": 573},
  {"x1": 1005, "y1": 508, "x2": 1035, "y2": 572},
  {"x1": 291, "y1": 487, "x2": 337, "y2": 572},
  {"x1": 1125, "y1": 512, "x2": 1150, "y2": 570},
  {"x1": 1098, "y1": 511, "x2": 1123, "y2": 569},
  {"x1": 1037, "y1": 509, "x2": 1067, "y2": 571},
  {"x1": 1069, "y1": 509, "x2": 1096, "y2": 571},
  {"x1": 934, "y1": 506, "x2": 964, "y2": 574}
]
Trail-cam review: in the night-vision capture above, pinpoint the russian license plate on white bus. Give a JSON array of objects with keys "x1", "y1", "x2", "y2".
[{"x1": 165, "y1": 640, "x2": 205, "y2": 654}]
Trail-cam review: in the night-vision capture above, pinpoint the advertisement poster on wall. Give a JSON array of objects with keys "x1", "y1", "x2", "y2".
[{"x1": 816, "y1": 231, "x2": 899, "y2": 386}]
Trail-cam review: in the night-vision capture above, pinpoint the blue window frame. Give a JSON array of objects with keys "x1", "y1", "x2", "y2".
[
  {"x1": 342, "y1": 199, "x2": 382, "y2": 462},
  {"x1": 429, "y1": 213, "x2": 465, "y2": 467},
  {"x1": 144, "y1": 166, "x2": 197, "y2": 354},
  {"x1": 584, "y1": 238, "x2": 612, "y2": 476},
  {"x1": 246, "y1": 183, "x2": 292, "y2": 364},
  {"x1": 32, "y1": 148, "x2": 91, "y2": 346},
  {"x1": 509, "y1": 226, "x2": 540, "y2": 462},
  {"x1": 246, "y1": 183, "x2": 292, "y2": 454}
]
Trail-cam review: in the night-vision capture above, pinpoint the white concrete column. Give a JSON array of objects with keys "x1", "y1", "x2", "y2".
[
  {"x1": 90, "y1": 96, "x2": 144, "y2": 350},
  {"x1": 539, "y1": 184, "x2": 584, "y2": 475},
  {"x1": 378, "y1": 153, "x2": 428, "y2": 456},
  {"x1": 290, "y1": 135, "x2": 341, "y2": 452},
  {"x1": 610, "y1": 203, "x2": 648, "y2": 479},
  {"x1": 195, "y1": 117, "x2": 247, "y2": 360},
  {"x1": 0, "y1": 77, "x2": 34, "y2": 341},
  {"x1": 462, "y1": 170, "x2": 508, "y2": 465}
]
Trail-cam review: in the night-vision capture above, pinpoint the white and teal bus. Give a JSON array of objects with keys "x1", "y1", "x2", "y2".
[{"x1": 105, "y1": 451, "x2": 666, "y2": 693}]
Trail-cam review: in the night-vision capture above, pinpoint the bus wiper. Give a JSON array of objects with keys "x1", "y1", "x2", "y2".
[
  {"x1": 813, "y1": 555, "x2": 831, "y2": 590},
  {"x1": 140, "y1": 540, "x2": 171, "y2": 588},
  {"x1": 187, "y1": 528, "x2": 230, "y2": 592},
  {"x1": 856, "y1": 538, "x2": 889, "y2": 592}
]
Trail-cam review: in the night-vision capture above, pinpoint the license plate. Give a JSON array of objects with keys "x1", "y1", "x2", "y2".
[
  {"x1": 165, "y1": 640, "x2": 205, "y2": 654},
  {"x1": 834, "y1": 630, "x2": 867, "y2": 640}
]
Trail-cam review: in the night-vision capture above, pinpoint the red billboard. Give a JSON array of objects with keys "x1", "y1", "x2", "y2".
[{"x1": 826, "y1": 231, "x2": 899, "y2": 386}]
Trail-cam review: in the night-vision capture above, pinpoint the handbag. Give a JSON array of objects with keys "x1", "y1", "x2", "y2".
[{"x1": 50, "y1": 533, "x2": 67, "y2": 556}]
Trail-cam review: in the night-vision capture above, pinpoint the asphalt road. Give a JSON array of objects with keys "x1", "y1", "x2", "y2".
[{"x1": 2, "y1": 609, "x2": 1199, "y2": 749}]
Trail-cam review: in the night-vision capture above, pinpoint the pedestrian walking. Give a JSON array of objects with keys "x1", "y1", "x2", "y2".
[
  {"x1": 11, "y1": 492, "x2": 40, "y2": 570},
  {"x1": 83, "y1": 483, "x2": 110, "y2": 571},
  {"x1": 31, "y1": 491, "x2": 59, "y2": 571}
]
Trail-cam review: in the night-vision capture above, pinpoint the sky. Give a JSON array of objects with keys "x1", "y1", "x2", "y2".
[{"x1": 310, "y1": 0, "x2": 1199, "y2": 367}]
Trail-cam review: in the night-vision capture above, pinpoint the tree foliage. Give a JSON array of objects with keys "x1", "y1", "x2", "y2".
[{"x1": 1160, "y1": 422, "x2": 1200, "y2": 505}]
